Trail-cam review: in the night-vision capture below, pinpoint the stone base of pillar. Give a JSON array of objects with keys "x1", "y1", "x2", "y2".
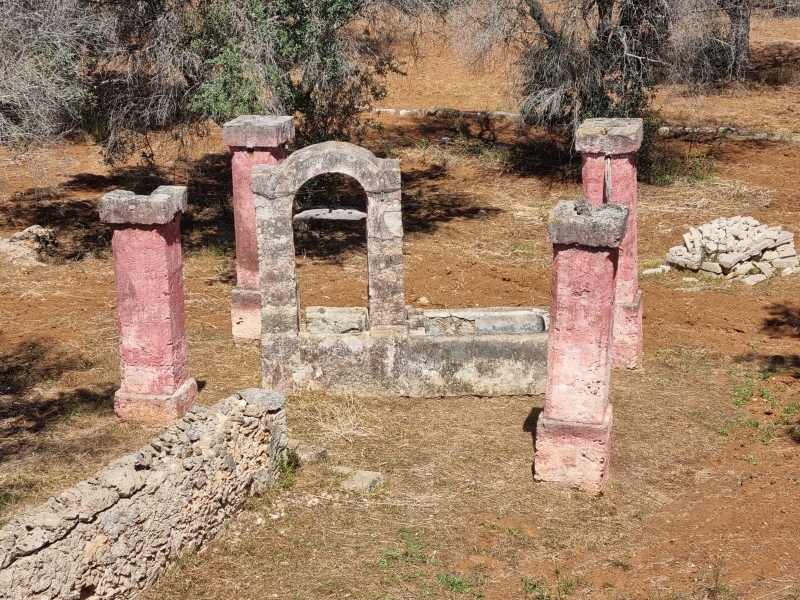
[
  {"x1": 612, "y1": 289, "x2": 643, "y2": 370},
  {"x1": 115, "y1": 378, "x2": 199, "y2": 426},
  {"x1": 231, "y1": 286, "x2": 262, "y2": 344},
  {"x1": 534, "y1": 405, "x2": 613, "y2": 495}
]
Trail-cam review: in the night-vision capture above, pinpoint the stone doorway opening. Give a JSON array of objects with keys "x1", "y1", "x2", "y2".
[{"x1": 293, "y1": 173, "x2": 370, "y2": 318}]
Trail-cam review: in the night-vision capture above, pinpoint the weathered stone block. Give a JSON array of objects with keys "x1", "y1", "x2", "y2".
[
  {"x1": 575, "y1": 118, "x2": 644, "y2": 155},
  {"x1": 742, "y1": 273, "x2": 768, "y2": 285},
  {"x1": 99, "y1": 186, "x2": 187, "y2": 226},
  {"x1": 222, "y1": 115, "x2": 294, "y2": 148},
  {"x1": 772, "y1": 257, "x2": 799, "y2": 269},
  {"x1": 700, "y1": 261, "x2": 722, "y2": 274},
  {"x1": 332, "y1": 468, "x2": 385, "y2": 494},
  {"x1": 287, "y1": 439, "x2": 328, "y2": 463},
  {"x1": 305, "y1": 306, "x2": 370, "y2": 334},
  {"x1": 547, "y1": 197, "x2": 629, "y2": 248}
]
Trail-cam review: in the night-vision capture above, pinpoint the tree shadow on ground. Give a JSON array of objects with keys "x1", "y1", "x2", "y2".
[
  {"x1": 0, "y1": 152, "x2": 235, "y2": 262},
  {"x1": 2, "y1": 117, "x2": 576, "y2": 268},
  {"x1": 731, "y1": 303, "x2": 800, "y2": 445},
  {"x1": 0, "y1": 339, "x2": 116, "y2": 462},
  {"x1": 736, "y1": 303, "x2": 800, "y2": 378}
]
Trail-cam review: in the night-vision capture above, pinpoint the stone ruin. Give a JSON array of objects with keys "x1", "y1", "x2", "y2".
[
  {"x1": 250, "y1": 139, "x2": 550, "y2": 397},
  {"x1": 664, "y1": 216, "x2": 797, "y2": 284},
  {"x1": 0, "y1": 116, "x2": 647, "y2": 600}
]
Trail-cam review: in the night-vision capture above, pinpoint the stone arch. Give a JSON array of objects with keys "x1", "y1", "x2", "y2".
[{"x1": 251, "y1": 141, "x2": 405, "y2": 334}]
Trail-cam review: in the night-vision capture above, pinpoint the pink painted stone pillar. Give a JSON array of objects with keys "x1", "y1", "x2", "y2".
[
  {"x1": 534, "y1": 198, "x2": 629, "y2": 494},
  {"x1": 222, "y1": 115, "x2": 295, "y2": 344},
  {"x1": 576, "y1": 118, "x2": 644, "y2": 369},
  {"x1": 99, "y1": 186, "x2": 198, "y2": 425}
]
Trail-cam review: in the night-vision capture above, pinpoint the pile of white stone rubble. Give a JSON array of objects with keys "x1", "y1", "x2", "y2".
[{"x1": 659, "y1": 216, "x2": 797, "y2": 285}]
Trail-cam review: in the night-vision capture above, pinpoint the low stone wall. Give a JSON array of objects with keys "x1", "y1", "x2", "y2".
[{"x1": 0, "y1": 389, "x2": 288, "y2": 600}]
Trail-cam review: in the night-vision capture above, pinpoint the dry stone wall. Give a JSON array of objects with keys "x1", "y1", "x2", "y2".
[{"x1": 0, "y1": 389, "x2": 287, "y2": 600}]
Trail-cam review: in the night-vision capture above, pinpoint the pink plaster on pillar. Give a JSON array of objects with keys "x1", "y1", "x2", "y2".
[
  {"x1": 576, "y1": 118, "x2": 644, "y2": 369},
  {"x1": 534, "y1": 198, "x2": 629, "y2": 495},
  {"x1": 99, "y1": 186, "x2": 198, "y2": 425},
  {"x1": 543, "y1": 245, "x2": 617, "y2": 424},
  {"x1": 222, "y1": 116, "x2": 294, "y2": 344}
]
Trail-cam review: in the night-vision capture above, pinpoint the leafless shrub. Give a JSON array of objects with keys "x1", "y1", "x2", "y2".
[
  {"x1": 0, "y1": 0, "x2": 109, "y2": 146},
  {"x1": 754, "y1": 0, "x2": 800, "y2": 15},
  {"x1": 449, "y1": 0, "x2": 758, "y2": 133}
]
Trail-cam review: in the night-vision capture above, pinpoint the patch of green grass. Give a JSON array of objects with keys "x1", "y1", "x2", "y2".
[
  {"x1": 687, "y1": 152, "x2": 716, "y2": 181},
  {"x1": 378, "y1": 530, "x2": 429, "y2": 569},
  {"x1": 743, "y1": 419, "x2": 759, "y2": 428},
  {"x1": 276, "y1": 447, "x2": 300, "y2": 489},
  {"x1": 61, "y1": 394, "x2": 83, "y2": 417},
  {"x1": 511, "y1": 241, "x2": 538, "y2": 256},
  {"x1": 436, "y1": 574, "x2": 483, "y2": 597},
  {"x1": 759, "y1": 389, "x2": 771, "y2": 399},
  {"x1": 760, "y1": 425, "x2": 777, "y2": 445},
  {"x1": 522, "y1": 578, "x2": 550, "y2": 598},
  {"x1": 731, "y1": 378, "x2": 754, "y2": 406},
  {"x1": 745, "y1": 454, "x2": 758, "y2": 466},
  {"x1": 782, "y1": 402, "x2": 799, "y2": 415}
]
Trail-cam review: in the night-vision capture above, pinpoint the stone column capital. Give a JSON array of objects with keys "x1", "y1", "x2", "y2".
[
  {"x1": 575, "y1": 118, "x2": 644, "y2": 155},
  {"x1": 99, "y1": 186, "x2": 187, "y2": 225},
  {"x1": 546, "y1": 197, "x2": 629, "y2": 248},
  {"x1": 222, "y1": 115, "x2": 295, "y2": 149}
]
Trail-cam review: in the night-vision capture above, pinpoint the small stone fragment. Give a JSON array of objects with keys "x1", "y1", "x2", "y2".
[
  {"x1": 782, "y1": 268, "x2": 794, "y2": 276},
  {"x1": 682, "y1": 277, "x2": 699, "y2": 282},
  {"x1": 734, "y1": 262, "x2": 754, "y2": 276},
  {"x1": 742, "y1": 274, "x2": 767, "y2": 285},
  {"x1": 642, "y1": 268, "x2": 664, "y2": 276},
  {"x1": 418, "y1": 296, "x2": 430, "y2": 306},
  {"x1": 287, "y1": 439, "x2": 328, "y2": 464},
  {"x1": 772, "y1": 258, "x2": 799, "y2": 269},
  {"x1": 719, "y1": 253, "x2": 746, "y2": 269},
  {"x1": 339, "y1": 470, "x2": 384, "y2": 494},
  {"x1": 779, "y1": 246, "x2": 797, "y2": 258},
  {"x1": 754, "y1": 262, "x2": 775, "y2": 277},
  {"x1": 762, "y1": 250, "x2": 779, "y2": 261},
  {"x1": 700, "y1": 261, "x2": 722, "y2": 274}
]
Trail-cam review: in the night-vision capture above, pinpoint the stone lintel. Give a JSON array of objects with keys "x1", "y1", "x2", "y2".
[
  {"x1": 222, "y1": 115, "x2": 295, "y2": 149},
  {"x1": 99, "y1": 186, "x2": 187, "y2": 225},
  {"x1": 547, "y1": 197, "x2": 628, "y2": 248},
  {"x1": 575, "y1": 118, "x2": 644, "y2": 155}
]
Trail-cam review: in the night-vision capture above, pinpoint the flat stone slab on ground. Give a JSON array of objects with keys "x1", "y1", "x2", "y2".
[
  {"x1": 742, "y1": 273, "x2": 768, "y2": 285},
  {"x1": 288, "y1": 439, "x2": 327, "y2": 463},
  {"x1": 773, "y1": 258, "x2": 799, "y2": 269},
  {"x1": 331, "y1": 467, "x2": 384, "y2": 493}
]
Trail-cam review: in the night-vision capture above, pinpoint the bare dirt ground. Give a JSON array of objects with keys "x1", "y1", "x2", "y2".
[{"x1": 3, "y1": 16, "x2": 800, "y2": 600}]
